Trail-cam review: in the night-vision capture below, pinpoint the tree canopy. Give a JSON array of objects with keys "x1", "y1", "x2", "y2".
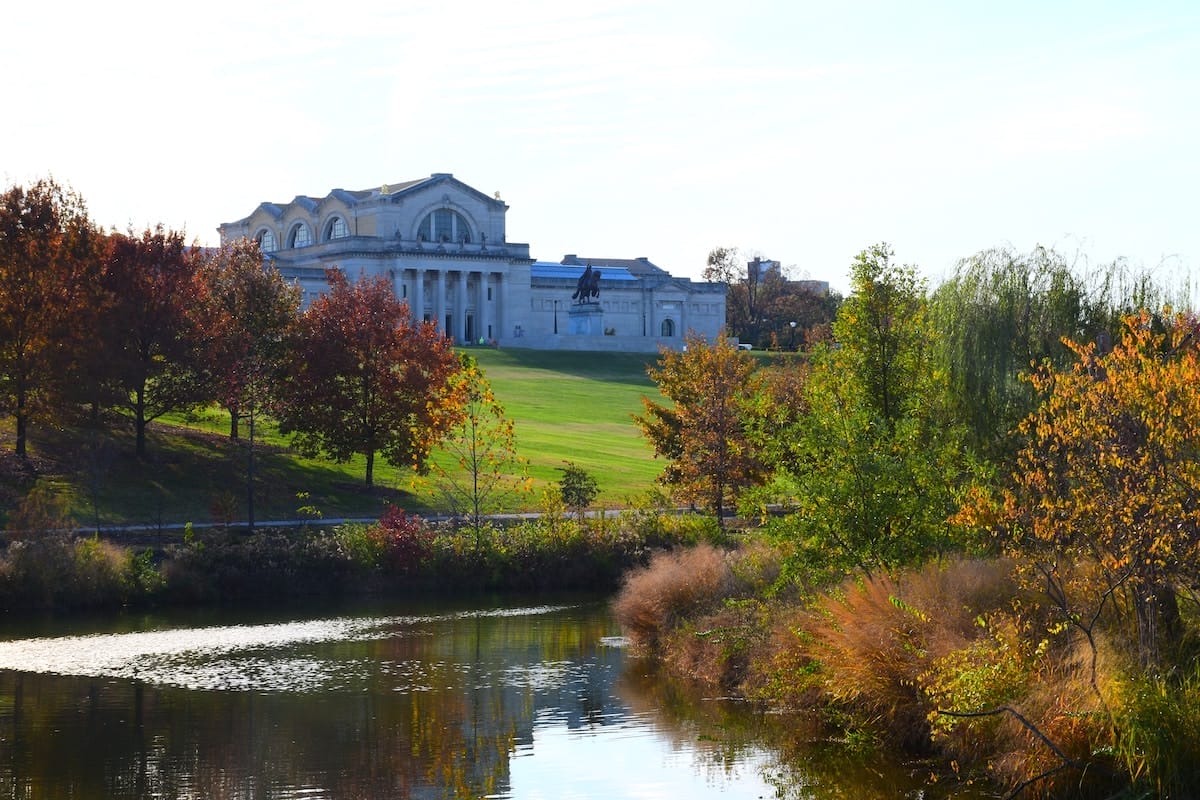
[
  {"x1": 635, "y1": 333, "x2": 766, "y2": 526},
  {"x1": 277, "y1": 268, "x2": 461, "y2": 487}
]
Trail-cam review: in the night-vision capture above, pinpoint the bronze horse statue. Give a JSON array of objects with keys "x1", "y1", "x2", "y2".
[{"x1": 571, "y1": 264, "x2": 601, "y2": 303}]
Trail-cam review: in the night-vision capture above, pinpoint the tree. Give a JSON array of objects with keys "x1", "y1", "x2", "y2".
[
  {"x1": 0, "y1": 179, "x2": 98, "y2": 456},
  {"x1": 703, "y1": 246, "x2": 840, "y2": 350},
  {"x1": 772, "y1": 244, "x2": 976, "y2": 575},
  {"x1": 835, "y1": 243, "x2": 928, "y2": 427},
  {"x1": 197, "y1": 238, "x2": 300, "y2": 440},
  {"x1": 931, "y1": 246, "x2": 1097, "y2": 459},
  {"x1": 960, "y1": 310, "x2": 1200, "y2": 667},
  {"x1": 423, "y1": 354, "x2": 529, "y2": 544},
  {"x1": 558, "y1": 462, "x2": 599, "y2": 521},
  {"x1": 634, "y1": 333, "x2": 766, "y2": 526},
  {"x1": 99, "y1": 226, "x2": 207, "y2": 457},
  {"x1": 196, "y1": 238, "x2": 300, "y2": 529},
  {"x1": 278, "y1": 268, "x2": 460, "y2": 487}
]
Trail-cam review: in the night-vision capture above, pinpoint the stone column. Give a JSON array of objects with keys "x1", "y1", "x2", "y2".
[
  {"x1": 412, "y1": 268, "x2": 425, "y2": 325},
  {"x1": 478, "y1": 272, "x2": 490, "y2": 343},
  {"x1": 455, "y1": 270, "x2": 468, "y2": 343},
  {"x1": 391, "y1": 269, "x2": 404, "y2": 309},
  {"x1": 435, "y1": 269, "x2": 447, "y2": 334},
  {"x1": 496, "y1": 273, "x2": 506, "y2": 340}
]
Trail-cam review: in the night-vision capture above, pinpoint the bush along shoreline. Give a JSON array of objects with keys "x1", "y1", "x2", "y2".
[
  {"x1": 0, "y1": 498, "x2": 724, "y2": 612},
  {"x1": 613, "y1": 542, "x2": 1200, "y2": 800}
]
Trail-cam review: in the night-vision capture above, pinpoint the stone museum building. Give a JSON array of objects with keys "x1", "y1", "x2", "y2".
[{"x1": 217, "y1": 173, "x2": 726, "y2": 352}]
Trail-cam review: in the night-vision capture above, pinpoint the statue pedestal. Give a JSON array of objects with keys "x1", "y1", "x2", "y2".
[{"x1": 568, "y1": 303, "x2": 603, "y2": 335}]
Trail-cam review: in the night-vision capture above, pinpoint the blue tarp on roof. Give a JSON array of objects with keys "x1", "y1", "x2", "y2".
[{"x1": 531, "y1": 262, "x2": 638, "y2": 281}]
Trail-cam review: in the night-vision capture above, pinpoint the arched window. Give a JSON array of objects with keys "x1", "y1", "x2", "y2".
[
  {"x1": 256, "y1": 229, "x2": 277, "y2": 253},
  {"x1": 324, "y1": 216, "x2": 349, "y2": 241},
  {"x1": 661, "y1": 318, "x2": 675, "y2": 337},
  {"x1": 418, "y1": 208, "x2": 471, "y2": 243},
  {"x1": 287, "y1": 222, "x2": 312, "y2": 248}
]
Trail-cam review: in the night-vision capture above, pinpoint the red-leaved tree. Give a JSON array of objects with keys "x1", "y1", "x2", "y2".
[
  {"x1": 99, "y1": 226, "x2": 207, "y2": 457},
  {"x1": 196, "y1": 238, "x2": 300, "y2": 440},
  {"x1": 277, "y1": 268, "x2": 461, "y2": 487},
  {"x1": 0, "y1": 179, "x2": 99, "y2": 456}
]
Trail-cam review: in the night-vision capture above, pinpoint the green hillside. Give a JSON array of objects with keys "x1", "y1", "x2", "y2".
[{"x1": 0, "y1": 348, "x2": 666, "y2": 528}]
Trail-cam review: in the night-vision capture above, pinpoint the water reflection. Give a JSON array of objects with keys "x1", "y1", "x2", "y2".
[{"x1": 0, "y1": 601, "x2": 984, "y2": 799}]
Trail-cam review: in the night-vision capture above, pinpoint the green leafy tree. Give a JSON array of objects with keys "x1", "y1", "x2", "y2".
[
  {"x1": 278, "y1": 268, "x2": 460, "y2": 487},
  {"x1": 774, "y1": 244, "x2": 976, "y2": 575},
  {"x1": 834, "y1": 243, "x2": 929, "y2": 427},
  {"x1": 558, "y1": 461, "x2": 599, "y2": 521},
  {"x1": 634, "y1": 333, "x2": 766, "y2": 527},
  {"x1": 931, "y1": 246, "x2": 1096, "y2": 459},
  {"x1": 423, "y1": 354, "x2": 529, "y2": 544}
]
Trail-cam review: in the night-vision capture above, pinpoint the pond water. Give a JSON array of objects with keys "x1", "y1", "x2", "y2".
[{"x1": 0, "y1": 599, "x2": 988, "y2": 799}]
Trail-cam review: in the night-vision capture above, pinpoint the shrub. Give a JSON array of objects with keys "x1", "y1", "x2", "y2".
[
  {"x1": 71, "y1": 535, "x2": 132, "y2": 605},
  {"x1": 613, "y1": 543, "x2": 733, "y2": 652},
  {"x1": 334, "y1": 522, "x2": 383, "y2": 570},
  {"x1": 374, "y1": 505, "x2": 434, "y2": 574},
  {"x1": 1114, "y1": 665, "x2": 1200, "y2": 799},
  {"x1": 804, "y1": 558, "x2": 1021, "y2": 749}
]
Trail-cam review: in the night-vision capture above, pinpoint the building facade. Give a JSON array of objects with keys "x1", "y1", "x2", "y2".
[{"x1": 218, "y1": 174, "x2": 725, "y2": 352}]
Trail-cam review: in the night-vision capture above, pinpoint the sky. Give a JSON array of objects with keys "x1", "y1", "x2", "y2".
[{"x1": 4, "y1": 0, "x2": 1197, "y2": 295}]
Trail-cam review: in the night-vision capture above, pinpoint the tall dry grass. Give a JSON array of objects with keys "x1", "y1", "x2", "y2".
[{"x1": 613, "y1": 543, "x2": 734, "y2": 653}]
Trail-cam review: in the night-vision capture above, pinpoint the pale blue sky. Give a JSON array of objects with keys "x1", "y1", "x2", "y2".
[{"x1": 4, "y1": 1, "x2": 1196, "y2": 294}]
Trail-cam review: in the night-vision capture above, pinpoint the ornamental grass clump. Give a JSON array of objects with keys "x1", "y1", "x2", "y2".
[
  {"x1": 803, "y1": 558, "x2": 1021, "y2": 749},
  {"x1": 613, "y1": 543, "x2": 733, "y2": 653}
]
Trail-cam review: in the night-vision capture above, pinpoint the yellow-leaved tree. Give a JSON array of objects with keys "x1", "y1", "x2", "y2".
[{"x1": 963, "y1": 309, "x2": 1200, "y2": 667}]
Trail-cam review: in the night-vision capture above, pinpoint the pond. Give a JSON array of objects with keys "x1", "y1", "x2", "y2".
[{"x1": 0, "y1": 598, "x2": 988, "y2": 799}]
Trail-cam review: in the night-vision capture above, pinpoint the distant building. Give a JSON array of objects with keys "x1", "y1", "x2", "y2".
[
  {"x1": 218, "y1": 173, "x2": 725, "y2": 352},
  {"x1": 748, "y1": 256, "x2": 830, "y2": 295}
]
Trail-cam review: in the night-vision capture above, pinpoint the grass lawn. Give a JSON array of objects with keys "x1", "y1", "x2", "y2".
[{"x1": 0, "y1": 347, "x2": 668, "y2": 527}]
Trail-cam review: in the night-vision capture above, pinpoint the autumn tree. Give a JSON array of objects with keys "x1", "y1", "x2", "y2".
[
  {"x1": 423, "y1": 354, "x2": 529, "y2": 544},
  {"x1": 0, "y1": 179, "x2": 99, "y2": 456},
  {"x1": 196, "y1": 238, "x2": 300, "y2": 440},
  {"x1": 98, "y1": 226, "x2": 208, "y2": 457},
  {"x1": 277, "y1": 268, "x2": 460, "y2": 487},
  {"x1": 634, "y1": 333, "x2": 766, "y2": 526},
  {"x1": 703, "y1": 246, "x2": 839, "y2": 350},
  {"x1": 960, "y1": 310, "x2": 1200, "y2": 667}
]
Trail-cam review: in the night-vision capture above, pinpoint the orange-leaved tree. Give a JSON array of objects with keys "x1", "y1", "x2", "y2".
[
  {"x1": 960, "y1": 309, "x2": 1200, "y2": 667},
  {"x1": 634, "y1": 332, "x2": 766, "y2": 527},
  {"x1": 196, "y1": 238, "x2": 300, "y2": 440}
]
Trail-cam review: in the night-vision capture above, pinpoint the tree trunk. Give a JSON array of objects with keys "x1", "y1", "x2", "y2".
[
  {"x1": 135, "y1": 386, "x2": 147, "y2": 458},
  {"x1": 365, "y1": 449, "x2": 374, "y2": 488},
  {"x1": 229, "y1": 403, "x2": 240, "y2": 440},
  {"x1": 15, "y1": 387, "x2": 26, "y2": 458}
]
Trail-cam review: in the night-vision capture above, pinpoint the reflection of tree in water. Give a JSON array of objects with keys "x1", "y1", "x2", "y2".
[
  {"x1": 0, "y1": 605, "x2": 623, "y2": 800},
  {"x1": 615, "y1": 660, "x2": 989, "y2": 800}
]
